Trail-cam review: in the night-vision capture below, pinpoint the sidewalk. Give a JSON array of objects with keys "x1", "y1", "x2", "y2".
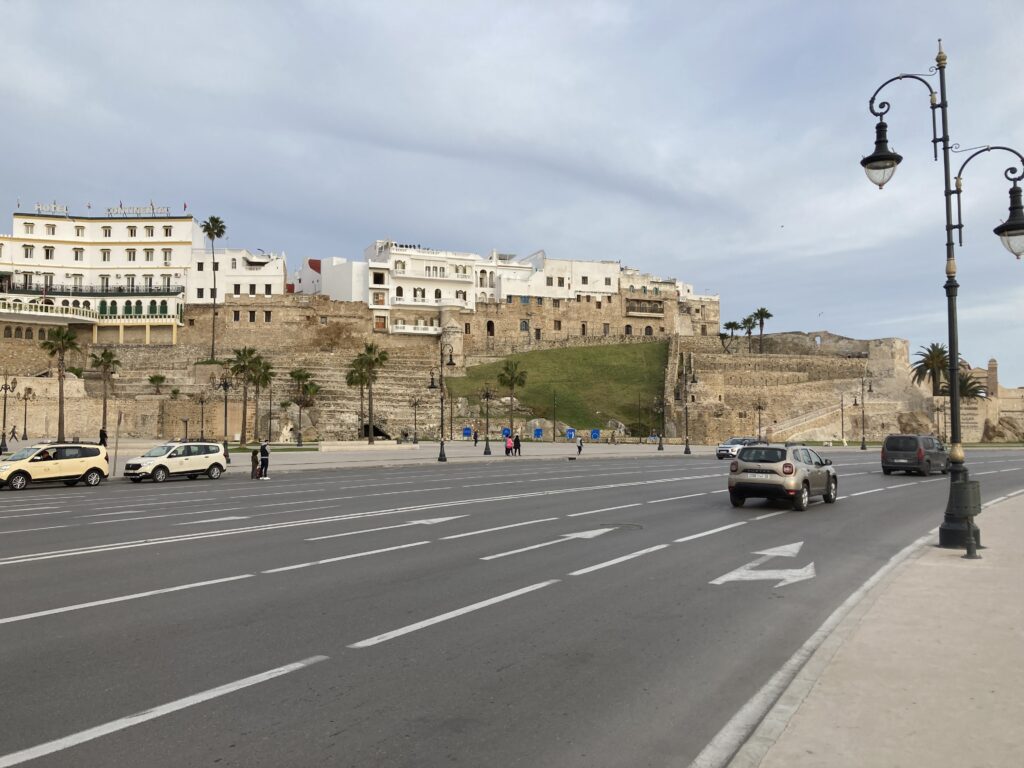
[{"x1": 725, "y1": 492, "x2": 1024, "y2": 768}]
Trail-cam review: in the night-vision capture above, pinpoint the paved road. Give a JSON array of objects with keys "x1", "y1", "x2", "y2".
[{"x1": 1, "y1": 449, "x2": 1022, "y2": 767}]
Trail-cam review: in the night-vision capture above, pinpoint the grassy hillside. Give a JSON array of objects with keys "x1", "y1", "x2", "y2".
[{"x1": 446, "y1": 342, "x2": 668, "y2": 433}]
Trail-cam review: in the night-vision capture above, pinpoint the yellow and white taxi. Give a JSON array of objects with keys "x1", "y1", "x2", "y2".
[
  {"x1": 0, "y1": 442, "x2": 110, "y2": 491},
  {"x1": 123, "y1": 440, "x2": 227, "y2": 483}
]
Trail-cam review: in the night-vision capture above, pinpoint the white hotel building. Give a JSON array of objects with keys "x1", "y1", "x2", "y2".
[{"x1": 0, "y1": 205, "x2": 286, "y2": 345}]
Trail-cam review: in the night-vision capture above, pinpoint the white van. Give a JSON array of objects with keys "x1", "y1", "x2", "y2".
[{"x1": 123, "y1": 441, "x2": 227, "y2": 483}]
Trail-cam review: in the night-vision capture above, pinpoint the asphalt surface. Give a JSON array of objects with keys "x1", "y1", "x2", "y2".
[{"x1": 1, "y1": 448, "x2": 1022, "y2": 767}]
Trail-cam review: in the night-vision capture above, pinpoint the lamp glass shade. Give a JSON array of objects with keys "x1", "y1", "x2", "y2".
[
  {"x1": 860, "y1": 120, "x2": 902, "y2": 189},
  {"x1": 993, "y1": 184, "x2": 1024, "y2": 258},
  {"x1": 862, "y1": 161, "x2": 899, "y2": 189},
  {"x1": 997, "y1": 230, "x2": 1024, "y2": 258}
]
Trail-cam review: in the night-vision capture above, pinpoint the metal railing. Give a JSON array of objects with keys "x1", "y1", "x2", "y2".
[{"x1": 0, "y1": 282, "x2": 184, "y2": 297}]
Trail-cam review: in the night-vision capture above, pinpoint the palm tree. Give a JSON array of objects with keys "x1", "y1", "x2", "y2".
[
  {"x1": 346, "y1": 357, "x2": 369, "y2": 439},
  {"x1": 356, "y1": 342, "x2": 389, "y2": 444},
  {"x1": 200, "y1": 216, "x2": 226, "y2": 360},
  {"x1": 229, "y1": 346, "x2": 259, "y2": 445},
  {"x1": 40, "y1": 328, "x2": 80, "y2": 441},
  {"x1": 288, "y1": 368, "x2": 313, "y2": 445},
  {"x1": 752, "y1": 307, "x2": 773, "y2": 353},
  {"x1": 941, "y1": 370, "x2": 987, "y2": 400},
  {"x1": 911, "y1": 343, "x2": 949, "y2": 396},
  {"x1": 251, "y1": 357, "x2": 273, "y2": 442},
  {"x1": 148, "y1": 374, "x2": 166, "y2": 394},
  {"x1": 721, "y1": 320, "x2": 741, "y2": 353},
  {"x1": 496, "y1": 358, "x2": 527, "y2": 435},
  {"x1": 740, "y1": 315, "x2": 756, "y2": 353},
  {"x1": 89, "y1": 348, "x2": 121, "y2": 431}
]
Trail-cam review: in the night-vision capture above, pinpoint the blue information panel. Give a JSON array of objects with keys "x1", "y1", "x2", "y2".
[
  {"x1": 462, "y1": 426, "x2": 472, "y2": 437},
  {"x1": 533, "y1": 428, "x2": 543, "y2": 439},
  {"x1": 565, "y1": 428, "x2": 576, "y2": 441},
  {"x1": 502, "y1": 427, "x2": 511, "y2": 438},
  {"x1": 591, "y1": 429, "x2": 601, "y2": 441}
]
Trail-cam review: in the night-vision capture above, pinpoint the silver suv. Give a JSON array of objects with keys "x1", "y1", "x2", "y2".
[
  {"x1": 124, "y1": 441, "x2": 227, "y2": 483},
  {"x1": 716, "y1": 436, "x2": 765, "y2": 460},
  {"x1": 728, "y1": 444, "x2": 838, "y2": 510}
]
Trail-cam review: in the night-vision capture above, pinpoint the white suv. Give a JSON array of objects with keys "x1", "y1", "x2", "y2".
[{"x1": 124, "y1": 441, "x2": 227, "y2": 483}]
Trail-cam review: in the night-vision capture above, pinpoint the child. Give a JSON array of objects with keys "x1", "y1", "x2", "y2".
[{"x1": 250, "y1": 449, "x2": 260, "y2": 479}]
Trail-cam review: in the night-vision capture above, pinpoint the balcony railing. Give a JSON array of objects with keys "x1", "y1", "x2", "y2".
[
  {"x1": 391, "y1": 323, "x2": 442, "y2": 335},
  {"x1": 0, "y1": 298, "x2": 99, "y2": 321},
  {"x1": 0, "y1": 282, "x2": 185, "y2": 297}
]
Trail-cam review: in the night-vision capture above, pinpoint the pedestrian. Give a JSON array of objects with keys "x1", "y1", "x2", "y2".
[
  {"x1": 259, "y1": 440, "x2": 270, "y2": 479},
  {"x1": 250, "y1": 449, "x2": 260, "y2": 480},
  {"x1": 98, "y1": 427, "x2": 108, "y2": 447},
  {"x1": 577, "y1": 435, "x2": 583, "y2": 456},
  {"x1": 505, "y1": 435, "x2": 513, "y2": 456},
  {"x1": 473, "y1": 429, "x2": 478, "y2": 447},
  {"x1": 9, "y1": 425, "x2": 18, "y2": 443},
  {"x1": 513, "y1": 433, "x2": 521, "y2": 456}
]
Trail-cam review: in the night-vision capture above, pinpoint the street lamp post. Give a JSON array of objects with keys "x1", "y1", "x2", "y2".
[
  {"x1": 655, "y1": 397, "x2": 666, "y2": 451},
  {"x1": 840, "y1": 393, "x2": 846, "y2": 444},
  {"x1": 409, "y1": 397, "x2": 422, "y2": 444},
  {"x1": 861, "y1": 40, "x2": 1024, "y2": 547},
  {"x1": 854, "y1": 373, "x2": 873, "y2": 451},
  {"x1": 680, "y1": 352, "x2": 697, "y2": 455},
  {"x1": 195, "y1": 392, "x2": 209, "y2": 440},
  {"x1": 0, "y1": 372, "x2": 17, "y2": 454},
  {"x1": 17, "y1": 388, "x2": 35, "y2": 441},
  {"x1": 210, "y1": 371, "x2": 233, "y2": 464},
  {"x1": 428, "y1": 340, "x2": 456, "y2": 462},
  {"x1": 181, "y1": 418, "x2": 189, "y2": 441},
  {"x1": 481, "y1": 384, "x2": 494, "y2": 456},
  {"x1": 754, "y1": 399, "x2": 766, "y2": 441}
]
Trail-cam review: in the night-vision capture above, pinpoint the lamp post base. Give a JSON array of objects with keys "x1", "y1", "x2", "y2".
[
  {"x1": 223, "y1": 440, "x2": 231, "y2": 464},
  {"x1": 657, "y1": 436, "x2": 664, "y2": 451},
  {"x1": 683, "y1": 439, "x2": 691, "y2": 455},
  {"x1": 438, "y1": 441, "x2": 447, "y2": 462},
  {"x1": 939, "y1": 516, "x2": 981, "y2": 548},
  {"x1": 939, "y1": 479, "x2": 983, "y2": 548},
  {"x1": 0, "y1": 435, "x2": 7, "y2": 454},
  {"x1": 483, "y1": 438, "x2": 491, "y2": 456}
]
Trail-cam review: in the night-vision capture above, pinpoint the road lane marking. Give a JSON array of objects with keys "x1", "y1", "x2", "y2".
[
  {"x1": 648, "y1": 493, "x2": 706, "y2": 504},
  {"x1": 567, "y1": 503, "x2": 642, "y2": 517},
  {"x1": 306, "y1": 516, "x2": 465, "y2": 541},
  {"x1": 849, "y1": 488, "x2": 884, "y2": 497},
  {"x1": 175, "y1": 516, "x2": 250, "y2": 525},
  {"x1": 568, "y1": 545, "x2": 669, "y2": 576},
  {"x1": 0, "y1": 524, "x2": 76, "y2": 536},
  {"x1": 480, "y1": 528, "x2": 617, "y2": 561},
  {"x1": 441, "y1": 518, "x2": 559, "y2": 539},
  {"x1": 348, "y1": 580, "x2": 559, "y2": 648},
  {"x1": 674, "y1": 522, "x2": 747, "y2": 543},
  {"x1": 0, "y1": 575, "x2": 254, "y2": 625},
  {"x1": 261, "y1": 541, "x2": 430, "y2": 573},
  {"x1": 0, "y1": 656, "x2": 328, "y2": 768},
  {"x1": 753, "y1": 511, "x2": 788, "y2": 520}
]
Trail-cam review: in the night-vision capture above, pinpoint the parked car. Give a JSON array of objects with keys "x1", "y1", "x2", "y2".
[
  {"x1": 881, "y1": 434, "x2": 949, "y2": 476},
  {"x1": 728, "y1": 444, "x2": 838, "y2": 510},
  {"x1": 124, "y1": 440, "x2": 227, "y2": 483},
  {"x1": 716, "y1": 436, "x2": 766, "y2": 460},
  {"x1": 0, "y1": 442, "x2": 109, "y2": 491}
]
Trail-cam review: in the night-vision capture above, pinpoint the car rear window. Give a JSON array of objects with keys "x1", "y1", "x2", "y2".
[
  {"x1": 738, "y1": 447, "x2": 786, "y2": 463},
  {"x1": 884, "y1": 436, "x2": 919, "y2": 452}
]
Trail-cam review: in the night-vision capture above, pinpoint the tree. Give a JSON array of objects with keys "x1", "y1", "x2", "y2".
[
  {"x1": 200, "y1": 216, "x2": 226, "y2": 360},
  {"x1": 740, "y1": 315, "x2": 756, "y2": 353},
  {"x1": 288, "y1": 369, "x2": 313, "y2": 444},
  {"x1": 941, "y1": 370, "x2": 987, "y2": 400},
  {"x1": 346, "y1": 357, "x2": 369, "y2": 439},
  {"x1": 40, "y1": 328, "x2": 80, "y2": 442},
  {"x1": 752, "y1": 307, "x2": 773, "y2": 353},
  {"x1": 496, "y1": 359, "x2": 527, "y2": 435},
  {"x1": 911, "y1": 343, "x2": 949, "y2": 396},
  {"x1": 89, "y1": 348, "x2": 121, "y2": 432},
  {"x1": 251, "y1": 357, "x2": 273, "y2": 442},
  {"x1": 148, "y1": 374, "x2": 166, "y2": 394},
  {"x1": 355, "y1": 342, "x2": 389, "y2": 444},
  {"x1": 229, "y1": 346, "x2": 259, "y2": 445},
  {"x1": 720, "y1": 320, "x2": 741, "y2": 353}
]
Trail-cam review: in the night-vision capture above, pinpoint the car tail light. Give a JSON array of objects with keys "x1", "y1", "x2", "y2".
[
  {"x1": 783, "y1": 463, "x2": 795, "y2": 475},
  {"x1": 917, "y1": 446, "x2": 925, "y2": 461},
  {"x1": 729, "y1": 461, "x2": 738, "y2": 472},
  {"x1": 881, "y1": 448, "x2": 887, "y2": 462}
]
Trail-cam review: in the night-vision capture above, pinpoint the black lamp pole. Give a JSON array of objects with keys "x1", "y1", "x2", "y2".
[
  {"x1": 481, "y1": 384, "x2": 493, "y2": 455},
  {"x1": 657, "y1": 397, "x2": 665, "y2": 451},
  {"x1": 0, "y1": 372, "x2": 17, "y2": 454},
  {"x1": 682, "y1": 352, "x2": 697, "y2": 455},
  {"x1": 858, "y1": 373, "x2": 872, "y2": 451},
  {"x1": 19, "y1": 388, "x2": 35, "y2": 441},
  {"x1": 409, "y1": 397, "x2": 421, "y2": 444},
  {"x1": 429, "y1": 340, "x2": 456, "y2": 462},
  {"x1": 840, "y1": 394, "x2": 845, "y2": 444},
  {"x1": 211, "y1": 371, "x2": 232, "y2": 463},
  {"x1": 195, "y1": 392, "x2": 209, "y2": 440},
  {"x1": 861, "y1": 40, "x2": 1024, "y2": 548}
]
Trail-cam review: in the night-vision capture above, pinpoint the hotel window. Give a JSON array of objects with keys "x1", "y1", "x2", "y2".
[
  {"x1": 553, "y1": 299, "x2": 561, "y2": 308},
  {"x1": 231, "y1": 258, "x2": 237, "y2": 269},
  {"x1": 197, "y1": 288, "x2": 205, "y2": 299},
  {"x1": 248, "y1": 310, "x2": 256, "y2": 323},
  {"x1": 264, "y1": 284, "x2": 271, "y2": 295},
  {"x1": 100, "y1": 275, "x2": 110, "y2": 290},
  {"x1": 605, "y1": 277, "x2": 612, "y2": 286},
  {"x1": 546, "y1": 276, "x2": 553, "y2": 286},
  {"x1": 75, "y1": 226, "x2": 85, "y2": 237},
  {"x1": 372, "y1": 291, "x2": 386, "y2": 305},
  {"x1": 21, "y1": 273, "x2": 33, "y2": 288},
  {"x1": 43, "y1": 274, "x2": 53, "y2": 290},
  {"x1": 144, "y1": 275, "x2": 153, "y2": 290},
  {"x1": 23, "y1": 244, "x2": 34, "y2": 258},
  {"x1": 145, "y1": 226, "x2": 154, "y2": 237},
  {"x1": 374, "y1": 315, "x2": 387, "y2": 331},
  {"x1": 144, "y1": 249, "x2": 154, "y2": 262},
  {"x1": 162, "y1": 249, "x2": 172, "y2": 265},
  {"x1": 248, "y1": 284, "x2": 256, "y2": 296},
  {"x1": 102, "y1": 226, "x2": 112, "y2": 237},
  {"x1": 197, "y1": 262, "x2": 204, "y2": 271},
  {"x1": 161, "y1": 275, "x2": 171, "y2": 289},
  {"x1": 126, "y1": 249, "x2": 136, "y2": 262},
  {"x1": 163, "y1": 225, "x2": 172, "y2": 237},
  {"x1": 233, "y1": 310, "x2": 240, "y2": 322},
  {"x1": 557, "y1": 277, "x2": 565, "y2": 287},
  {"x1": 127, "y1": 226, "x2": 137, "y2": 237},
  {"x1": 72, "y1": 275, "x2": 83, "y2": 289},
  {"x1": 372, "y1": 272, "x2": 385, "y2": 285},
  {"x1": 44, "y1": 246, "x2": 54, "y2": 260},
  {"x1": 212, "y1": 261, "x2": 218, "y2": 271},
  {"x1": 45, "y1": 224, "x2": 56, "y2": 235},
  {"x1": 506, "y1": 295, "x2": 513, "y2": 304},
  {"x1": 125, "y1": 275, "x2": 136, "y2": 290},
  {"x1": 264, "y1": 310, "x2": 272, "y2": 322},
  {"x1": 233, "y1": 283, "x2": 241, "y2": 296},
  {"x1": 73, "y1": 248, "x2": 84, "y2": 262},
  {"x1": 23, "y1": 222, "x2": 34, "y2": 234},
  {"x1": 581, "y1": 276, "x2": 589, "y2": 285},
  {"x1": 210, "y1": 287, "x2": 216, "y2": 298},
  {"x1": 101, "y1": 249, "x2": 111, "y2": 262},
  {"x1": 536, "y1": 297, "x2": 543, "y2": 305}
]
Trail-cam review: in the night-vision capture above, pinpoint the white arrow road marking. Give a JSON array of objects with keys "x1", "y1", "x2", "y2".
[
  {"x1": 480, "y1": 528, "x2": 617, "y2": 561},
  {"x1": 710, "y1": 541, "x2": 816, "y2": 588},
  {"x1": 175, "y1": 516, "x2": 249, "y2": 525},
  {"x1": 305, "y1": 515, "x2": 466, "y2": 541}
]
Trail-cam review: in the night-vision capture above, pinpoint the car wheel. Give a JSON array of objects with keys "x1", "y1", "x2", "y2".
[
  {"x1": 792, "y1": 483, "x2": 810, "y2": 511},
  {"x1": 729, "y1": 492, "x2": 745, "y2": 508},
  {"x1": 920, "y1": 461, "x2": 931, "y2": 477},
  {"x1": 207, "y1": 464, "x2": 223, "y2": 480},
  {"x1": 63, "y1": 480, "x2": 78, "y2": 487},
  {"x1": 152, "y1": 466, "x2": 169, "y2": 483},
  {"x1": 882, "y1": 467, "x2": 892, "y2": 475},
  {"x1": 83, "y1": 469, "x2": 104, "y2": 487},
  {"x1": 7, "y1": 472, "x2": 30, "y2": 491},
  {"x1": 823, "y1": 477, "x2": 838, "y2": 504},
  {"x1": 130, "y1": 478, "x2": 143, "y2": 484}
]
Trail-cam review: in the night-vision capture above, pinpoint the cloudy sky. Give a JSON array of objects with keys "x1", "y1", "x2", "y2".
[{"x1": 3, "y1": 0, "x2": 1022, "y2": 385}]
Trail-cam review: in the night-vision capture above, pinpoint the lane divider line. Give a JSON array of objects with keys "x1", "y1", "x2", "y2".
[
  {"x1": 440, "y1": 518, "x2": 559, "y2": 540},
  {"x1": 262, "y1": 541, "x2": 430, "y2": 574},
  {"x1": 567, "y1": 503, "x2": 642, "y2": 517},
  {"x1": 568, "y1": 545, "x2": 670, "y2": 576}
]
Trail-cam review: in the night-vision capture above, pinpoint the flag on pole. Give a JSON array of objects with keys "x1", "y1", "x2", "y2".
[{"x1": 183, "y1": 202, "x2": 188, "y2": 212}]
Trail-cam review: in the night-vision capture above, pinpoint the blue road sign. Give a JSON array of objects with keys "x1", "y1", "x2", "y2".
[
  {"x1": 565, "y1": 428, "x2": 576, "y2": 441},
  {"x1": 533, "y1": 428, "x2": 543, "y2": 439},
  {"x1": 591, "y1": 429, "x2": 600, "y2": 441},
  {"x1": 462, "y1": 426, "x2": 472, "y2": 437},
  {"x1": 502, "y1": 427, "x2": 511, "y2": 438}
]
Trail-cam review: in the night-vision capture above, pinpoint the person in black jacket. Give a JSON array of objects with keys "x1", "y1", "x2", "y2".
[{"x1": 259, "y1": 440, "x2": 270, "y2": 480}]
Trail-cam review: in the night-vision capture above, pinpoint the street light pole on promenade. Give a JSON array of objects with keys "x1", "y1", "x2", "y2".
[
  {"x1": 0, "y1": 373, "x2": 17, "y2": 454},
  {"x1": 428, "y1": 337, "x2": 456, "y2": 462}
]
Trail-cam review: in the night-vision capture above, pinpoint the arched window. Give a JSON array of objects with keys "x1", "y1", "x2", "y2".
[
  {"x1": 72, "y1": 300, "x2": 80, "y2": 308},
  {"x1": 395, "y1": 260, "x2": 405, "y2": 271},
  {"x1": 2, "y1": 327, "x2": 10, "y2": 338},
  {"x1": 395, "y1": 286, "x2": 404, "y2": 298},
  {"x1": 25, "y1": 328, "x2": 33, "y2": 340},
  {"x1": 99, "y1": 300, "x2": 108, "y2": 316},
  {"x1": 124, "y1": 302, "x2": 132, "y2": 316},
  {"x1": 135, "y1": 300, "x2": 143, "y2": 315},
  {"x1": 83, "y1": 301, "x2": 90, "y2": 309},
  {"x1": 109, "y1": 301, "x2": 118, "y2": 315},
  {"x1": 149, "y1": 300, "x2": 158, "y2": 315},
  {"x1": 159, "y1": 300, "x2": 168, "y2": 315},
  {"x1": 14, "y1": 327, "x2": 23, "y2": 339},
  {"x1": 488, "y1": 271, "x2": 495, "y2": 288},
  {"x1": 624, "y1": 324, "x2": 632, "y2": 336},
  {"x1": 61, "y1": 299, "x2": 70, "y2": 307},
  {"x1": 642, "y1": 286, "x2": 648, "y2": 294},
  {"x1": 644, "y1": 326, "x2": 653, "y2": 336},
  {"x1": 479, "y1": 270, "x2": 487, "y2": 288},
  {"x1": 519, "y1": 320, "x2": 529, "y2": 332},
  {"x1": 434, "y1": 288, "x2": 442, "y2": 300},
  {"x1": 653, "y1": 287, "x2": 660, "y2": 295},
  {"x1": 486, "y1": 320, "x2": 495, "y2": 337}
]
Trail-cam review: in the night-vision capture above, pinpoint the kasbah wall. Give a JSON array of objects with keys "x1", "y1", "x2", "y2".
[{"x1": 2, "y1": 295, "x2": 1021, "y2": 445}]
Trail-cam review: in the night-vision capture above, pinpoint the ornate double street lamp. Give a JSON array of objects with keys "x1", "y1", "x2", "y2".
[
  {"x1": 409, "y1": 396, "x2": 423, "y2": 444},
  {"x1": 428, "y1": 339, "x2": 456, "y2": 462},
  {"x1": 210, "y1": 369, "x2": 233, "y2": 464},
  {"x1": 860, "y1": 40, "x2": 1024, "y2": 550},
  {"x1": 654, "y1": 396, "x2": 667, "y2": 451},
  {"x1": 0, "y1": 372, "x2": 17, "y2": 454},
  {"x1": 852, "y1": 372, "x2": 873, "y2": 451},
  {"x1": 18, "y1": 388, "x2": 36, "y2": 441},
  {"x1": 194, "y1": 391, "x2": 210, "y2": 440},
  {"x1": 679, "y1": 352, "x2": 697, "y2": 455},
  {"x1": 480, "y1": 384, "x2": 494, "y2": 456}
]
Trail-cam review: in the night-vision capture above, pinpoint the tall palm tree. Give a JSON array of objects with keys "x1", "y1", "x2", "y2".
[
  {"x1": 89, "y1": 348, "x2": 121, "y2": 431},
  {"x1": 356, "y1": 342, "x2": 389, "y2": 444},
  {"x1": 251, "y1": 357, "x2": 273, "y2": 442},
  {"x1": 40, "y1": 328, "x2": 80, "y2": 442},
  {"x1": 288, "y1": 368, "x2": 313, "y2": 444},
  {"x1": 496, "y1": 358, "x2": 527, "y2": 435},
  {"x1": 911, "y1": 343, "x2": 949, "y2": 396},
  {"x1": 740, "y1": 315, "x2": 756, "y2": 353},
  {"x1": 200, "y1": 216, "x2": 226, "y2": 360},
  {"x1": 721, "y1": 320, "x2": 741, "y2": 353},
  {"x1": 229, "y1": 347, "x2": 259, "y2": 445},
  {"x1": 346, "y1": 357, "x2": 369, "y2": 439},
  {"x1": 752, "y1": 307, "x2": 773, "y2": 353},
  {"x1": 941, "y1": 370, "x2": 987, "y2": 400}
]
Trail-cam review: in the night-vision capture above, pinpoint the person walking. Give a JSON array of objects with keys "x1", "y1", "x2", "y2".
[
  {"x1": 473, "y1": 429, "x2": 478, "y2": 447},
  {"x1": 505, "y1": 435, "x2": 513, "y2": 456},
  {"x1": 513, "y1": 433, "x2": 521, "y2": 456},
  {"x1": 576, "y1": 435, "x2": 584, "y2": 456},
  {"x1": 9, "y1": 425, "x2": 18, "y2": 444},
  {"x1": 98, "y1": 427, "x2": 108, "y2": 447},
  {"x1": 259, "y1": 440, "x2": 270, "y2": 480},
  {"x1": 250, "y1": 448, "x2": 260, "y2": 480}
]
